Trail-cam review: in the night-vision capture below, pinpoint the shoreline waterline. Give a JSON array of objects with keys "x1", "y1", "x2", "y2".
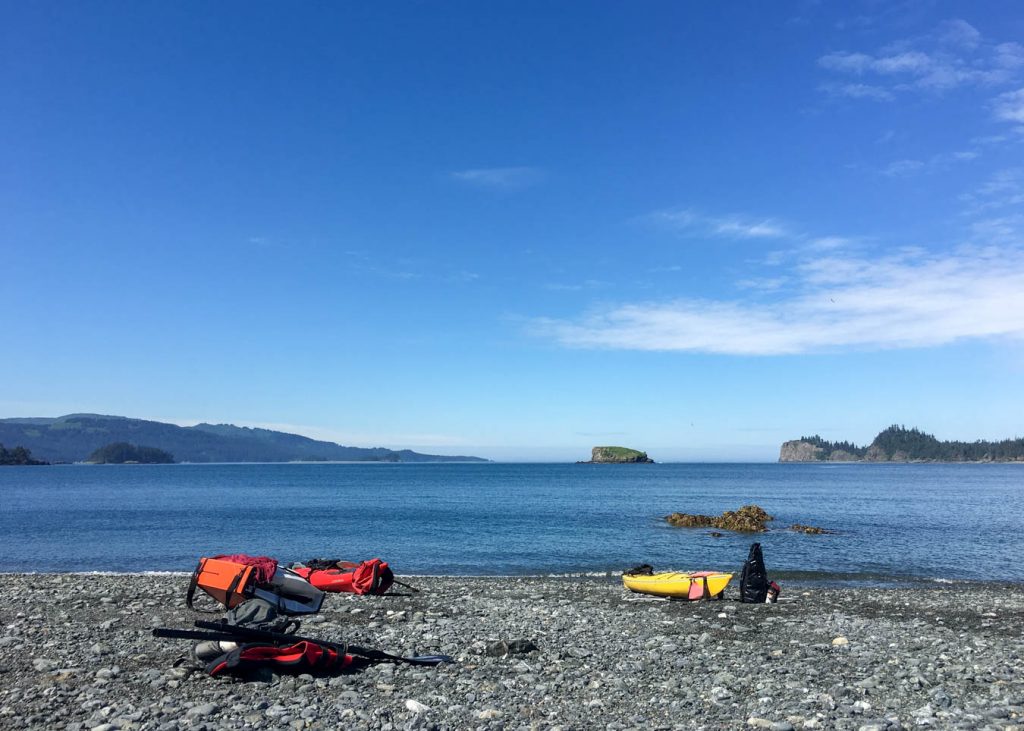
[{"x1": 3, "y1": 569, "x2": 1024, "y2": 590}]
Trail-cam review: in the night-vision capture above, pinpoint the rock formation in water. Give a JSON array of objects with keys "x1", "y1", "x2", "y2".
[
  {"x1": 580, "y1": 446, "x2": 654, "y2": 464},
  {"x1": 665, "y1": 505, "x2": 831, "y2": 535},
  {"x1": 665, "y1": 505, "x2": 773, "y2": 532}
]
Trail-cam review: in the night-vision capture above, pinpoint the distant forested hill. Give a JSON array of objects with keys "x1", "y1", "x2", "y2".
[
  {"x1": 780, "y1": 425, "x2": 1024, "y2": 462},
  {"x1": 0, "y1": 414, "x2": 489, "y2": 464}
]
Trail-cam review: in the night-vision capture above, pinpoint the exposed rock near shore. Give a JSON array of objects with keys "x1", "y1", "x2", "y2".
[
  {"x1": 666, "y1": 504, "x2": 774, "y2": 532},
  {"x1": 790, "y1": 523, "x2": 834, "y2": 535},
  {"x1": 580, "y1": 446, "x2": 654, "y2": 464},
  {"x1": 2, "y1": 573, "x2": 1023, "y2": 730}
]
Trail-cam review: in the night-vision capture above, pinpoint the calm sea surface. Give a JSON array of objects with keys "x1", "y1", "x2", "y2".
[{"x1": 1, "y1": 463, "x2": 1021, "y2": 584}]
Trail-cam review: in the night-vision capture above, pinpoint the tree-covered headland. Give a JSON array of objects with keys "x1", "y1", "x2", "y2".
[
  {"x1": 0, "y1": 444, "x2": 48, "y2": 465},
  {"x1": 783, "y1": 425, "x2": 1024, "y2": 462}
]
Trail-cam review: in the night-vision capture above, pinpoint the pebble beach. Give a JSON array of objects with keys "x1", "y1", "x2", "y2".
[{"x1": 2, "y1": 574, "x2": 1022, "y2": 730}]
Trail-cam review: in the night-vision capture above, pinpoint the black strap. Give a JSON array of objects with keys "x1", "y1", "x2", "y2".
[
  {"x1": 185, "y1": 561, "x2": 202, "y2": 610},
  {"x1": 224, "y1": 568, "x2": 247, "y2": 605},
  {"x1": 186, "y1": 562, "x2": 250, "y2": 614}
]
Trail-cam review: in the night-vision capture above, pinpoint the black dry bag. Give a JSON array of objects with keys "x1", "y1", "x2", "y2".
[{"x1": 739, "y1": 542, "x2": 769, "y2": 603}]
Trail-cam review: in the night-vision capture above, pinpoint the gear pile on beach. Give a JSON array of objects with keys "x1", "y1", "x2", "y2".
[
  {"x1": 161, "y1": 544, "x2": 778, "y2": 682},
  {"x1": 155, "y1": 554, "x2": 450, "y2": 680}
]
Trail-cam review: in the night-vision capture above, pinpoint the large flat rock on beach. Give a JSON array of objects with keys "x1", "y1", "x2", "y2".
[{"x1": 1, "y1": 574, "x2": 1022, "y2": 729}]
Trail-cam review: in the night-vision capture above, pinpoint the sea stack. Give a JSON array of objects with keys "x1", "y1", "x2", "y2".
[{"x1": 581, "y1": 446, "x2": 654, "y2": 464}]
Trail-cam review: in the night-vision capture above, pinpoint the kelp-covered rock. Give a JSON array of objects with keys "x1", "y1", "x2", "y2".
[
  {"x1": 665, "y1": 505, "x2": 773, "y2": 532},
  {"x1": 790, "y1": 523, "x2": 832, "y2": 534}
]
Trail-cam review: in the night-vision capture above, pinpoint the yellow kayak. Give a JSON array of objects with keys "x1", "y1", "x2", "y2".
[{"x1": 622, "y1": 571, "x2": 733, "y2": 600}]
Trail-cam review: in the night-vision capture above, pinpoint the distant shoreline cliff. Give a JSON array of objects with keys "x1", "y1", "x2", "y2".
[{"x1": 780, "y1": 425, "x2": 1024, "y2": 463}]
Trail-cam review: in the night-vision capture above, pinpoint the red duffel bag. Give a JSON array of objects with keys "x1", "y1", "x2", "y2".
[{"x1": 291, "y1": 558, "x2": 395, "y2": 595}]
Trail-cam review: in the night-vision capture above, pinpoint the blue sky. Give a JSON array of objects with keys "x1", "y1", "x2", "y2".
[{"x1": 3, "y1": 1, "x2": 1024, "y2": 461}]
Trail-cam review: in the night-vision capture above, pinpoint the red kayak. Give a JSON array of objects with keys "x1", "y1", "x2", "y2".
[{"x1": 292, "y1": 558, "x2": 394, "y2": 595}]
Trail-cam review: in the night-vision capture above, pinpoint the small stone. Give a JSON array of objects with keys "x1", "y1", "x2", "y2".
[
  {"x1": 485, "y1": 641, "x2": 509, "y2": 657},
  {"x1": 507, "y1": 639, "x2": 539, "y2": 654},
  {"x1": 405, "y1": 699, "x2": 430, "y2": 714},
  {"x1": 187, "y1": 703, "x2": 217, "y2": 718},
  {"x1": 477, "y1": 709, "x2": 502, "y2": 720},
  {"x1": 832, "y1": 637, "x2": 849, "y2": 646},
  {"x1": 32, "y1": 659, "x2": 57, "y2": 672}
]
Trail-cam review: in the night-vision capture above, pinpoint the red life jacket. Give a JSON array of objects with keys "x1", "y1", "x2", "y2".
[
  {"x1": 205, "y1": 641, "x2": 365, "y2": 677},
  {"x1": 292, "y1": 558, "x2": 394, "y2": 595}
]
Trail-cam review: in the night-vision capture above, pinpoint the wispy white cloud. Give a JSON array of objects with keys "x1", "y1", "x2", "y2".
[
  {"x1": 446, "y1": 270, "x2": 480, "y2": 283},
  {"x1": 809, "y1": 236, "x2": 855, "y2": 251},
  {"x1": 820, "y1": 82, "x2": 895, "y2": 101},
  {"x1": 970, "y1": 215, "x2": 1024, "y2": 246},
  {"x1": 937, "y1": 18, "x2": 981, "y2": 49},
  {"x1": 450, "y1": 167, "x2": 542, "y2": 189},
  {"x1": 531, "y1": 247, "x2": 1024, "y2": 355},
  {"x1": 882, "y1": 159, "x2": 925, "y2": 176},
  {"x1": 993, "y1": 88, "x2": 1024, "y2": 123},
  {"x1": 881, "y1": 150, "x2": 978, "y2": 177},
  {"x1": 818, "y1": 19, "x2": 1024, "y2": 97},
  {"x1": 960, "y1": 168, "x2": 1024, "y2": 213},
  {"x1": 649, "y1": 209, "x2": 790, "y2": 240},
  {"x1": 734, "y1": 276, "x2": 789, "y2": 292},
  {"x1": 544, "y1": 279, "x2": 607, "y2": 292}
]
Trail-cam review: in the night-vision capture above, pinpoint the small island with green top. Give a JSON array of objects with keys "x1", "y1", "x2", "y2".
[
  {"x1": 86, "y1": 442, "x2": 175, "y2": 464},
  {"x1": 578, "y1": 446, "x2": 654, "y2": 464}
]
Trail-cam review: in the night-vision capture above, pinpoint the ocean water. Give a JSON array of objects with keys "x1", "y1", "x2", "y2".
[{"x1": 1, "y1": 462, "x2": 1022, "y2": 584}]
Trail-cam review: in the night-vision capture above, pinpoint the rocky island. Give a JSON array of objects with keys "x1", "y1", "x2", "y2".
[
  {"x1": 780, "y1": 425, "x2": 1024, "y2": 463},
  {"x1": 579, "y1": 446, "x2": 654, "y2": 464}
]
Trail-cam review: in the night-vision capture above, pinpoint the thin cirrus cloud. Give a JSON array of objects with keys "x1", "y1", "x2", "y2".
[
  {"x1": 531, "y1": 247, "x2": 1024, "y2": 356},
  {"x1": 960, "y1": 168, "x2": 1024, "y2": 213},
  {"x1": 649, "y1": 209, "x2": 790, "y2": 239},
  {"x1": 817, "y1": 19, "x2": 1024, "y2": 98},
  {"x1": 993, "y1": 88, "x2": 1024, "y2": 123},
  {"x1": 450, "y1": 166, "x2": 543, "y2": 189},
  {"x1": 881, "y1": 150, "x2": 979, "y2": 177}
]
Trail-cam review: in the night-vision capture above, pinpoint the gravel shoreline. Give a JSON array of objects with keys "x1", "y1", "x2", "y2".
[{"x1": 2, "y1": 574, "x2": 1022, "y2": 730}]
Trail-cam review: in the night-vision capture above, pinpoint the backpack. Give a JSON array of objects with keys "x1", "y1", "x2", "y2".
[
  {"x1": 187, "y1": 555, "x2": 325, "y2": 615},
  {"x1": 739, "y1": 542, "x2": 769, "y2": 603}
]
